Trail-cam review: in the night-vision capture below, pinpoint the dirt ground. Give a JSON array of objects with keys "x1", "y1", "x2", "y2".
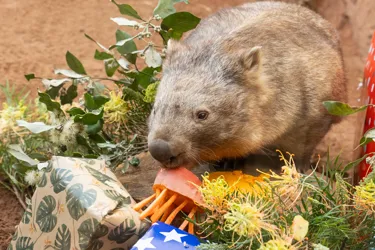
[{"x1": 1, "y1": 0, "x2": 375, "y2": 248}]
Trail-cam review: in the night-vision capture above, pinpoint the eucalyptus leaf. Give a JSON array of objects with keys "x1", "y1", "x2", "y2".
[
  {"x1": 104, "y1": 58, "x2": 119, "y2": 77},
  {"x1": 117, "y1": 58, "x2": 130, "y2": 70},
  {"x1": 115, "y1": 29, "x2": 137, "y2": 64},
  {"x1": 111, "y1": 0, "x2": 143, "y2": 20},
  {"x1": 74, "y1": 109, "x2": 104, "y2": 125},
  {"x1": 25, "y1": 73, "x2": 35, "y2": 81},
  {"x1": 67, "y1": 107, "x2": 85, "y2": 116},
  {"x1": 38, "y1": 92, "x2": 63, "y2": 114},
  {"x1": 110, "y1": 17, "x2": 142, "y2": 27},
  {"x1": 161, "y1": 12, "x2": 200, "y2": 40},
  {"x1": 66, "y1": 51, "x2": 87, "y2": 75},
  {"x1": 85, "y1": 33, "x2": 112, "y2": 53},
  {"x1": 86, "y1": 119, "x2": 104, "y2": 135},
  {"x1": 153, "y1": 0, "x2": 188, "y2": 18},
  {"x1": 94, "y1": 50, "x2": 113, "y2": 60},
  {"x1": 323, "y1": 101, "x2": 368, "y2": 116},
  {"x1": 8, "y1": 144, "x2": 39, "y2": 166},
  {"x1": 42, "y1": 78, "x2": 71, "y2": 89},
  {"x1": 144, "y1": 46, "x2": 162, "y2": 68},
  {"x1": 16, "y1": 120, "x2": 56, "y2": 134},
  {"x1": 54, "y1": 69, "x2": 84, "y2": 78},
  {"x1": 60, "y1": 83, "x2": 78, "y2": 105}
]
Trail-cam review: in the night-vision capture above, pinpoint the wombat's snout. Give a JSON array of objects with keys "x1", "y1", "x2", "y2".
[{"x1": 148, "y1": 139, "x2": 178, "y2": 167}]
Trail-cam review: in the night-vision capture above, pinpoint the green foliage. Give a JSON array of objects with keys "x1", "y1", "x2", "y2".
[{"x1": 19, "y1": 0, "x2": 200, "y2": 175}]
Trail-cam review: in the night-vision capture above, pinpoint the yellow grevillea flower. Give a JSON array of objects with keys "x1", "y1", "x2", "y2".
[
  {"x1": 354, "y1": 179, "x2": 375, "y2": 213},
  {"x1": 257, "y1": 239, "x2": 293, "y2": 250},
  {"x1": 224, "y1": 196, "x2": 277, "y2": 243},
  {"x1": 103, "y1": 91, "x2": 128, "y2": 124},
  {"x1": 199, "y1": 173, "x2": 232, "y2": 211},
  {"x1": 0, "y1": 101, "x2": 27, "y2": 124},
  {"x1": 143, "y1": 81, "x2": 159, "y2": 103}
]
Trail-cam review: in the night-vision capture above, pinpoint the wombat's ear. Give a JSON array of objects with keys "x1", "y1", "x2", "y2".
[{"x1": 240, "y1": 46, "x2": 262, "y2": 72}]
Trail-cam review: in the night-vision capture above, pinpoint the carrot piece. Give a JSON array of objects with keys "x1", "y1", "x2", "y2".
[
  {"x1": 165, "y1": 199, "x2": 188, "y2": 224},
  {"x1": 133, "y1": 193, "x2": 156, "y2": 211},
  {"x1": 161, "y1": 204, "x2": 175, "y2": 222},
  {"x1": 151, "y1": 193, "x2": 178, "y2": 223},
  {"x1": 140, "y1": 189, "x2": 168, "y2": 220},
  {"x1": 154, "y1": 188, "x2": 162, "y2": 211},
  {"x1": 188, "y1": 221, "x2": 194, "y2": 234},
  {"x1": 179, "y1": 206, "x2": 197, "y2": 231}
]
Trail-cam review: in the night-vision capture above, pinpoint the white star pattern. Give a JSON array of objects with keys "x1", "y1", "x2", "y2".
[
  {"x1": 133, "y1": 237, "x2": 156, "y2": 250},
  {"x1": 160, "y1": 229, "x2": 187, "y2": 243}
]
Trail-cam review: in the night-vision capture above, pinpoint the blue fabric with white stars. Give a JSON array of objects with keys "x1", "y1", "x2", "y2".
[{"x1": 131, "y1": 221, "x2": 201, "y2": 250}]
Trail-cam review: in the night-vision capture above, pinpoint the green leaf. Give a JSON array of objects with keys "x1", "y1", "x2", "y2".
[
  {"x1": 108, "y1": 219, "x2": 137, "y2": 244},
  {"x1": 153, "y1": 0, "x2": 188, "y2": 18},
  {"x1": 66, "y1": 183, "x2": 97, "y2": 220},
  {"x1": 86, "y1": 119, "x2": 104, "y2": 135},
  {"x1": 110, "y1": 17, "x2": 141, "y2": 27},
  {"x1": 85, "y1": 165, "x2": 116, "y2": 185},
  {"x1": 129, "y1": 157, "x2": 140, "y2": 166},
  {"x1": 67, "y1": 107, "x2": 85, "y2": 116},
  {"x1": 36, "y1": 195, "x2": 57, "y2": 233},
  {"x1": 115, "y1": 30, "x2": 137, "y2": 64},
  {"x1": 50, "y1": 168, "x2": 73, "y2": 194},
  {"x1": 161, "y1": 12, "x2": 200, "y2": 40},
  {"x1": 38, "y1": 92, "x2": 63, "y2": 114},
  {"x1": 144, "y1": 46, "x2": 162, "y2": 68},
  {"x1": 85, "y1": 33, "x2": 111, "y2": 53},
  {"x1": 54, "y1": 69, "x2": 84, "y2": 78},
  {"x1": 66, "y1": 51, "x2": 87, "y2": 75},
  {"x1": 94, "y1": 50, "x2": 113, "y2": 60},
  {"x1": 84, "y1": 93, "x2": 97, "y2": 110},
  {"x1": 16, "y1": 120, "x2": 56, "y2": 134},
  {"x1": 104, "y1": 190, "x2": 132, "y2": 205},
  {"x1": 74, "y1": 109, "x2": 104, "y2": 125},
  {"x1": 60, "y1": 83, "x2": 78, "y2": 105},
  {"x1": 78, "y1": 218, "x2": 99, "y2": 249},
  {"x1": 342, "y1": 154, "x2": 369, "y2": 174},
  {"x1": 42, "y1": 78, "x2": 71, "y2": 89},
  {"x1": 21, "y1": 204, "x2": 32, "y2": 224},
  {"x1": 25, "y1": 74, "x2": 35, "y2": 81},
  {"x1": 76, "y1": 135, "x2": 92, "y2": 149},
  {"x1": 111, "y1": 0, "x2": 143, "y2": 20},
  {"x1": 46, "y1": 85, "x2": 63, "y2": 99},
  {"x1": 323, "y1": 101, "x2": 368, "y2": 116},
  {"x1": 7, "y1": 144, "x2": 39, "y2": 166},
  {"x1": 104, "y1": 58, "x2": 119, "y2": 77},
  {"x1": 93, "y1": 95, "x2": 110, "y2": 107},
  {"x1": 54, "y1": 224, "x2": 71, "y2": 250},
  {"x1": 38, "y1": 172, "x2": 47, "y2": 187},
  {"x1": 126, "y1": 67, "x2": 161, "y2": 89},
  {"x1": 89, "y1": 134, "x2": 106, "y2": 143},
  {"x1": 15, "y1": 237, "x2": 34, "y2": 250}
]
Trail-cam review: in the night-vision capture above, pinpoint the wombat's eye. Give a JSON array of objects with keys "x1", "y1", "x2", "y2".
[{"x1": 196, "y1": 111, "x2": 209, "y2": 120}]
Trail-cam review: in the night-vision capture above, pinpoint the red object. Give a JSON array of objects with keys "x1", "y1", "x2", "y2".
[{"x1": 359, "y1": 31, "x2": 375, "y2": 180}]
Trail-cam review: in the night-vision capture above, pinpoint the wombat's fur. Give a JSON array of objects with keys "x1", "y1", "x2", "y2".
[{"x1": 147, "y1": 1, "x2": 347, "y2": 172}]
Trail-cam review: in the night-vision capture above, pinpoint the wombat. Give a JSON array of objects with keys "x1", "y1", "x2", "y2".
[{"x1": 147, "y1": 1, "x2": 347, "y2": 172}]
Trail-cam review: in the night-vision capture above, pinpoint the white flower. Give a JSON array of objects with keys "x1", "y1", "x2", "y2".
[
  {"x1": 291, "y1": 215, "x2": 309, "y2": 242},
  {"x1": 312, "y1": 243, "x2": 329, "y2": 250},
  {"x1": 24, "y1": 170, "x2": 42, "y2": 186}
]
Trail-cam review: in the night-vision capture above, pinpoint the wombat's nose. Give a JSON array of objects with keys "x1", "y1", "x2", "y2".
[{"x1": 148, "y1": 139, "x2": 175, "y2": 163}]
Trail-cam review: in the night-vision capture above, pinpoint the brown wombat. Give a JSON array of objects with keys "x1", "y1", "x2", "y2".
[{"x1": 147, "y1": 1, "x2": 347, "y2": 172}]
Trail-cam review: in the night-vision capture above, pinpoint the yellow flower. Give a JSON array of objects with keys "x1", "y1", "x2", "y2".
[
  {"x1": 199, "y1": 173, "x2": 231, "y2": 212},
  {"x1": 143, "y1": 81, "x2": 159, "y2": 103},
  {"x1": 258, "y1": 239, "x2": 295, "y2": 250},
  {"x1": 291, "y1": 215, "x2": 309, "y2": 242},
  {"x1": 103, "y1": 91, "x2": 128, "y2": 124},
  {"x1": 354, "y1": 179, "x2": 375, "y2": 213},
  {"x1": 224, "y1": 196, "x2": 277, "y2": 242},
  {"x1": 0, "y1": 100, "x2": 28, "y2": 131}
]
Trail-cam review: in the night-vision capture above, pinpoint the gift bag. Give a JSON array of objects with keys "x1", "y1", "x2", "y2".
[
  {"x1": 8, "y1": 156, "x2": 150, "y2": 250},
  {"x1": 359, "y1": 31, "x2": 375, "y2": 180}
]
